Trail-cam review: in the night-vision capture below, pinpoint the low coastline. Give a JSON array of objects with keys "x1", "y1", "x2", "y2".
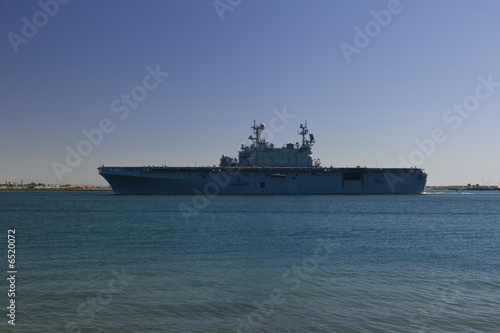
[
  {"x1": 0, "y1": 186, "x2": 112, "y2": 192},
  {"x1": 2, "y1": 185, "x2": 498, "y2": 192},
  {"x1": 426, "y1": 185, "x2": 500, "y2": 191}
]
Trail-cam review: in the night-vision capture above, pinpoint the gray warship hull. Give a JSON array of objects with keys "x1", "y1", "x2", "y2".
[
  {"x1": 99, "y1": 121, "x2": 427, "y2": 194},
  {"x1": 98, "y1": 166, "x2": 427, "y2": 195}
]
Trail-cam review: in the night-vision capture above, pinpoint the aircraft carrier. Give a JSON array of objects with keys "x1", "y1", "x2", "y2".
[{"x1": 98, "y1": 121, "x2": 427, "y2": 195}]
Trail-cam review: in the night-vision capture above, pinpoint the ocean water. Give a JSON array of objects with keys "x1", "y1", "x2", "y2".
[{"x1": 1, "y1": 191, "x2": 500, "y2": 332}]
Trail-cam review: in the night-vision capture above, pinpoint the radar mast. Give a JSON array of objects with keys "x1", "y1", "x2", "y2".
[
  {"x1": 298, "y1": 121, "x2": 315, "y2": 147},
  {"x1": 249, "y1": 120, "x2": 266, "y2": 146}
]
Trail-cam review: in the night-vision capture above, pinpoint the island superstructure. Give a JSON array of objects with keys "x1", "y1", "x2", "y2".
[{"x1": 98, "y1": 121, "x2": 427, "y2": 194}]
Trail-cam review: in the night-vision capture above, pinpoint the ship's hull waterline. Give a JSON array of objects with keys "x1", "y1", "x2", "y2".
[
  {"x1": 99, "y1": 121, "x2": 427, "y2": 195},
  {"x1": 98, "y1": 166, "x2": 427, "y2": 195}
]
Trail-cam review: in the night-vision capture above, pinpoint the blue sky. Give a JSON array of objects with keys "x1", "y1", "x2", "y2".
[{"x1": 1, "y1": 0, "x2": 500, "y2": 185}]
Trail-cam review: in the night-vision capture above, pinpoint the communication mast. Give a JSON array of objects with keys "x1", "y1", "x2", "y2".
[
  {"x1": 298, "y1": 121, "x2": 315, "y2": 147},
  {"x1": 249, "y1": 120, "x2": 266, "y2": 146}
]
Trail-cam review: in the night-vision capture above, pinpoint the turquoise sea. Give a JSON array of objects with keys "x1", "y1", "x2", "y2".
[{"x1": 1, "y1": 191, "x2": 500, "y2": 332}]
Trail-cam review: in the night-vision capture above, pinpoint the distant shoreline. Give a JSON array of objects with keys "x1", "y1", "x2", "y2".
[
  {"x1": 1, "y1": 185, "x2": 499, "y2": 192},
  {"x1": 0, "y1": 187, "x2": 112, "y2": 192},
  {"x1": 425, "y1": 185, "x2": 500, "y2": 191}
]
